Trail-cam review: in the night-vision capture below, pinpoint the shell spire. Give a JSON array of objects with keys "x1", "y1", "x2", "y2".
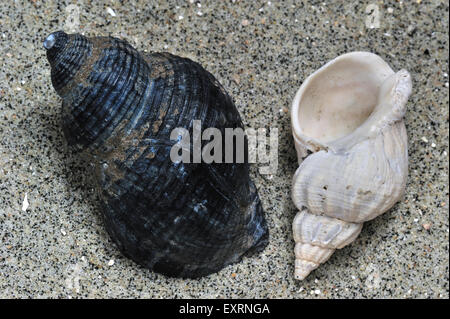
[
  {"x1": 290, "y1": 52, "x2": 412, "y2": 280},
  {"x1": 44, "y1": 31, "x2": 268, "y2": 278}
]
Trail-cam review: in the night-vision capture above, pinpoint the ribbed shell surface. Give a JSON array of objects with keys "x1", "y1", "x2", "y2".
[
  {"x1": 45, "y1": 31, "x2": 268, "y2": 278},
  {"x1": 292, "y1": 120, "x2": 408, "y2": 224}
]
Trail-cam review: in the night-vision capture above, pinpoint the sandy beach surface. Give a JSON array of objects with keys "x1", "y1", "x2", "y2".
[{"x1": 0, "y1": 0, "x2": 448, "y2": 298}]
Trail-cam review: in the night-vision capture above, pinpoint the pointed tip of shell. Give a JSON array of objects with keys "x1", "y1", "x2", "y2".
[
  {"x1": 43, "y1": 30, "x2": 68, "y2": 50},
  {"x1": 43, "y1": 33, "x2": 56, "y2": 50},
  {"x1": 292, "y1": 210, "x2": 363, "y2": 280},
  {"x1": 294, "y1": 259, "x2": 319, "y2": 280},
  {"x1": 294, "y1": 240, "x2": 335, "y2": 280}
]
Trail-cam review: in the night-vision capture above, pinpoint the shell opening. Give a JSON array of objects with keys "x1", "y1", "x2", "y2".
[
  {"x1": 297, "y1": 61, "x2": 380, "y2": 143},
  {"x1": 292, "y1": 52, "x2": 395, "y2": 147}
]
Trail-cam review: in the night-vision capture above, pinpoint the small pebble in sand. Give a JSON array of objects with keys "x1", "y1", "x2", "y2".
[
  {"x1": 279, "y1": 107, "x2": 289, "y2": 115},
  {"x1": 421, "y1": 136, "x2": 428, "y2": 143},
  {"x1": 106, "y1": 7, "x2": 116, "y2": 17},
  {"x1": 422, "y1": 223, "x2": 431, "y2": 230},
  {"x1": 61, "y1": 228, "x2": 67, "y2": 236},
  {"x1": 108, "y1": 259, "x2": 115, "y2": 266},
  {"x1": 232, "y1": 74, "x2": 240, "y2": 84},
  {"x1": 21, "y1": 193, "x2": 29, "y2": 211},
  {"x1": 242, "y1": 19, "x2": 249, "y2": 26},
  {"x1": 407, "y1": 25, "x2": 417, "y2": 35}
]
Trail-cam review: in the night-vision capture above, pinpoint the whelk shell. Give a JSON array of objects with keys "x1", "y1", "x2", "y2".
[
  {"x1": 290, "y1": 52, "x2": 412, "y2": 280},
  {"x1": 43, "y1": 31, "x2": 268, "y2": 278}
]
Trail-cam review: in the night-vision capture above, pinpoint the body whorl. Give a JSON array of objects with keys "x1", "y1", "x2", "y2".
[{"x1": 44, "y1": 31, "x2": 268, "y2": 278}]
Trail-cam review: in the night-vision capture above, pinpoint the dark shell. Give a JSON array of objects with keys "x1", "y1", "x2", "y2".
[{"x1": 44, "y1": 31, "x2": 268, "y2": 278}]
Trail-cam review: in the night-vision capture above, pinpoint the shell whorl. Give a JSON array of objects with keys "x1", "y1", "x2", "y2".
[
  {"x1": 44, "y1": 31, "x2": 268, "y2": 278},
  {"x1": 293, "y1": 210, "x2": 362, "y2": 280},
  {"x1": 292, "y1": 120, "x2": 408, "y2": 224}
]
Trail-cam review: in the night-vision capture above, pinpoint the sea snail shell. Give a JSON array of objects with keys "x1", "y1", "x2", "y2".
[
  {"x1": 290, "y1": 52, "x2": 412, "y2": 280},
  {"x1": 43, "y1": 31, "x2": 268, "y2": 278}
]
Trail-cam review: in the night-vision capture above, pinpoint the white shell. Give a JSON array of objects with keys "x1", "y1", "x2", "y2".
[{"x1": 290, "y1": 52, "x2": 412, "y2": 280}]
